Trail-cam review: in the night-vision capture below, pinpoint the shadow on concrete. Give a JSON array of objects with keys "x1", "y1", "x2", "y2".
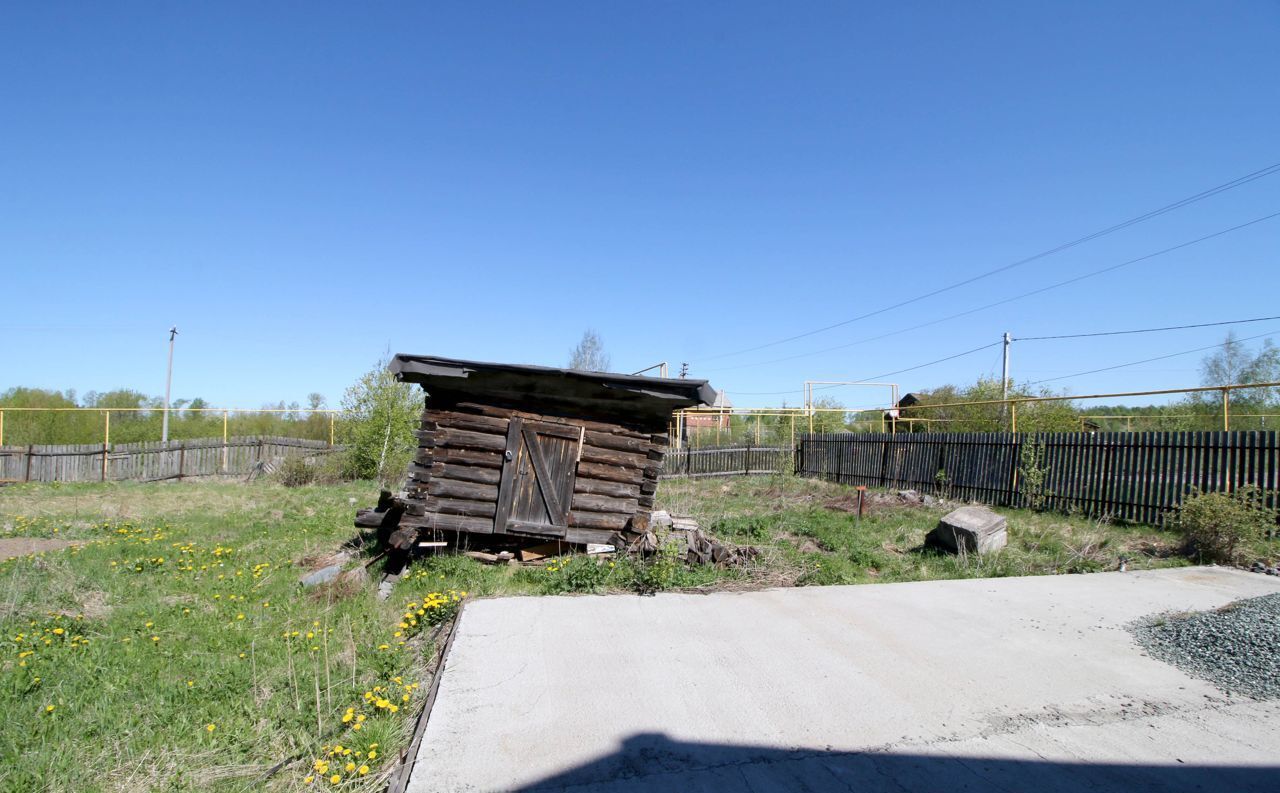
[{"x1": 514, "y1": 732, "x2": 1277, "y2": 792}]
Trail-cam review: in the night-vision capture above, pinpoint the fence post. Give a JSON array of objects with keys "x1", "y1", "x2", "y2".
[
  {"x1": 24, "y1": 444, "x2": 33, "y2": 482},
  {"x1": 178, "y1": 444, "x2": 185, "y2": 481},
  {"x1": 745, "y1": 443, "x2": 751, "y2": 476},
  {"x1": 222, "y1": 411, "x2": 229, "y2": 473},
  {"x1": 0, "y1": 409, "x2": 4, "y2": 446}
]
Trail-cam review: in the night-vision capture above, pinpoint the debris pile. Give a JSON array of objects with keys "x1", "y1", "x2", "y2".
[{"x1": 1131, "y1": 593, "x2": 1280, "y2": 699}]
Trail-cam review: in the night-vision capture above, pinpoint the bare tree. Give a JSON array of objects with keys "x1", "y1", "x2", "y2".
[
  {"x1": 1198, "y1": 332, "x2": 1280, "y2": 406},
  {"x1": 568, "y1": 329, "x2": 611, "y2": 372}
]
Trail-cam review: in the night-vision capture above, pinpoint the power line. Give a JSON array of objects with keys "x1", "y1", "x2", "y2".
[
  {"x1": 696, "y1": 160, "x2": 1280, "y2": 363},
  {"x1": 1016, "y1": 314, "x2": 1280, "y2": 341},
  {"x1": 1026, "y1": 328, "x2": 1280, "y2": 386},
  {"x1": 704, "y1": 209, "x2": 1280, "y2": 373},
  {"x1": 818, "y1": 341, "x2": 1003, "y2": 388}
]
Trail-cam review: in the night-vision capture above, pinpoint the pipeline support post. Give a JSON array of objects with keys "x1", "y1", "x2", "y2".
[
  {"x1": 222, "y1": 410, "x2": 229, "y2": 473},
  {"x1": 1011, "y1": 402, "x2": 1018, "y2": 434},
  {"x1": 101, "y1": 410, "x2": 110, "y2": 481},
  {"x1": 329, "y1": 413, "x2": 335, "y2": 447},
  {"x1": 1223, "y1": 389, "x2": 1230, "y2": 431}
]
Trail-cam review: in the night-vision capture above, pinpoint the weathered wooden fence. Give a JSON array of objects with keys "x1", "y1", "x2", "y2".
[
  {"x1": 661, "y1": 445, "x2": 793, "y2": 478},
  {"x1": 0, "y1": 436, "x2": 334, "y2": 483},
  {"x1": 797, "y1": 431, "x2": 1280, "y2": 524}
]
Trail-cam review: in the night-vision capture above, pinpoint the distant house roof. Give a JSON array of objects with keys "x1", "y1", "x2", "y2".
[
  {"x1": 711, "y1": 390, "x2": 733, "y2": 409},
  {"x1": 389, "y1": 354, "x2": 716, "y2": 423},
  {"x1": 897, "y1": 393, "x2": 923, "y2": 408}
]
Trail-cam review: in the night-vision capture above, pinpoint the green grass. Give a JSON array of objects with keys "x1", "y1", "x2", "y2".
[
  {"x1": 1, "y1": 474, "x2": 1269, "y2": 791},
  {"x1": 657, "y1": 475, "x2": 1203, "y2": 587},
  {"x1": 0, "y1": 480, "x2": 460, "y2": 792}
]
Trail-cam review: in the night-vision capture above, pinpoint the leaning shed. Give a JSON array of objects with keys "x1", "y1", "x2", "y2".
[{"x1": 364, "y1": 355, "x2": 715, "y2": 551}]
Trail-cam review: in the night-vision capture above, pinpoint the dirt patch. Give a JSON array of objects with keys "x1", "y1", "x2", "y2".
[{"x1": 0, "y1": 537, "x2": 86, "y2": 560}]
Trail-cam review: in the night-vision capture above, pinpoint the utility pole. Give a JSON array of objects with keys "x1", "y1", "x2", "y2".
[
  {"x1": 679, "y1": 362, "x2": 688, "y2": 379},
  {"x1": 1001, "y1": 332, "x2": 1012, "y2": 431},
  {"x1": 1001, "y1": 332, "x2": 1011, "y2": 402},
  {"x1": 161, "y1": 326, "x2": 178, "y2": 443}
]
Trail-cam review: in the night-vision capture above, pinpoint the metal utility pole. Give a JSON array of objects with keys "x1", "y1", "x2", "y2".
[
  {"x1": 679, "y1": 363, "x2": 689, "y2": 379},
  {"x1": 1001, "y1": 332, "x2": 1012, "y2": 431},
  {"x1": 161, "y1": 326, "x2": 178, "y2": 443}
]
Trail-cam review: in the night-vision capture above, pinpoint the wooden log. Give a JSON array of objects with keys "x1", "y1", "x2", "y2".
[
  {"x1": 571, "y1": 492, "x2": 639, "y2": 514},
  {"x1": 435, "y1": 427, "x2": 507, "y2": 453},
  {"x1": 427, "y1": 478, "x2": 499, "y2": 502},
  {"x1": 430, "y1": 411, "x2": 509, "y2": 435},
  {"x1": 639, "y1": 479, "x2": 657, "y2": 495},
  {"x1": 573, "y1": 477, "x2": 641, "y2": 499},
  {"x1": 562, "y1": 527, "x2": 621, "y2": 545},
  {"x1": 412, "y1": 496, "x2": 497, "y2": 518},
  {"x1": 637, "y1": 493, "x2": 655, "y2": 509},
  {"x1": 430, "y1": 462, "x2": 502, "y2": 485},
  {"x1": 400, "y1": 513, "x2": 494, "y2": 534},
  {"x1": 575, "y1": 461, "x2": 644, "y2": 485},
  {"x1": 451, "y1": 402, "x2": 653, "y2": 439},
  {"x1": 582, "y1": 430, "x2": 650, "y2": 454},
  {"x1": 567, "y1": 511, "x2": 628, "y2": 531},
  {"x1": 433, "y1": 448, "x2": 504, "y2": 469},
  {"x1": 579, "y1": 445, "x2": 646, "y2": 468}
]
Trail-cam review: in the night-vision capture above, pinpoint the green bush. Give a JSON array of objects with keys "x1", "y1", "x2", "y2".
[
  {"x1": 1176, "y1": 486, "x2": 1277, "y2": 564},
  {"x1": 275, "y1": 455, "x2": 316, "y2": 487}
]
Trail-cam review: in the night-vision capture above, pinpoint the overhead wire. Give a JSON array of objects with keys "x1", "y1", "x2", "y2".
[
  {"x1": 1025, "y1": 328, "x2": 1280, "y2": 386},
  {"x1": 695, "y1": 160, "x2": 1280, "y2": 363},
  {"x1": 703, "y1": 210, "x2": 1280, "y2": 374},
  {"x1": 1015, "y1": 314, "x2": 1280, "y2": 341}
]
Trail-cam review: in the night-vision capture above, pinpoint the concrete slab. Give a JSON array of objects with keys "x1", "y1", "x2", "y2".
[{"x1": 409, "y1": 568, "x2": 1280, "y2": 792}]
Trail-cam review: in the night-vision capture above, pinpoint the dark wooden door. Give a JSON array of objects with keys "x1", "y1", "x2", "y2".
[{"x1": 493, "y1": 417, "x2": 583, "y2": 537}]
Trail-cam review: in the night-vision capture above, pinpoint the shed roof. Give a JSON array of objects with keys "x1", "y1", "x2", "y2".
[{"x1": 390, "y1": 354, "x2": 716, "y2": 424}]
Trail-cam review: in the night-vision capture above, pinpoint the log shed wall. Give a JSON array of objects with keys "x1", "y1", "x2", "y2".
[{"x1": 377, "y1": 356, "x2": 714, "y2": 548}]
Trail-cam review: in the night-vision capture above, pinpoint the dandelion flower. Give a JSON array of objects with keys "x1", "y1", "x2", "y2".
[
  {"x1": 344, "y1": 761, "x2": 356, "y2": 772},
  {"x1": 206, "y1": 723, "x2": 216, "y2": 732},
  {"x1": 329, "y1": 774, "x2": 340, "y2": 784},
  {"x1": 304, "y1": 775, "x2": 314, "y2": 784},
  {"x1": 358, "y1": 765, "x2": 369, "y2": 775},
  {"x1": 45, "y1": 705, "x2": 55, "y2": 714}
]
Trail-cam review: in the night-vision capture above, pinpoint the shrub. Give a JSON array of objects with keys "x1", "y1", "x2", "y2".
[
  {"x1": 275, "y1": 455, "x2": 316, "y2": 487},
  {"x1": 539, "y1": 554, "x2": 611, "y2": 595},
  {"x1": 1176, "y1": 486, "x2": 1277, "y2": 564}
]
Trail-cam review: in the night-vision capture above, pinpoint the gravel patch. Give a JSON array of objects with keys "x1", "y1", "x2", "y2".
[{"x1": 1131, "y1": 593, "x2": 1280, "y2": 699}]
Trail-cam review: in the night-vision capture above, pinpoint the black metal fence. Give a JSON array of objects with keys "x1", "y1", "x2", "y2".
[{"x1": 797, "y1": 431, "x2": 1280, "y2": 524}]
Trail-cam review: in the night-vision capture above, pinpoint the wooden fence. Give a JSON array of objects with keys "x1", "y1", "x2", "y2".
[
  {"x1": 797, "y1": 431, "x2": 1280, "y2": 525},
  {"x1": 661, "y1": 445, "x2": 793, "y2": 478},
  {"x1": 0, "y1": 436, "x2": 334, "y2": 483}
]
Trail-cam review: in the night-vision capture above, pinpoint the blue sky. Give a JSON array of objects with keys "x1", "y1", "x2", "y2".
[{"x1": 2, "y1": 1, "x2": 1278, "y2": 410}]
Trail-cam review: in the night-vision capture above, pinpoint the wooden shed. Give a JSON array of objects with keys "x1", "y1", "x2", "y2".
[{"x1": 363, "y1": 355, "x2": 716, "y2": 550}]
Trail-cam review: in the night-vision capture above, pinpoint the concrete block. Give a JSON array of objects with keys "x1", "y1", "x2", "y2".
[{"x1": 927, "y1": 506, "x2": 1007, "y2": 554}]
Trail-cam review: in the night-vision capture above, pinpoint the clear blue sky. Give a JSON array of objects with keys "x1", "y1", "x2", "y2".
[{"x1": 3, "y1": 2, "x2": 1278, "y2": 410}]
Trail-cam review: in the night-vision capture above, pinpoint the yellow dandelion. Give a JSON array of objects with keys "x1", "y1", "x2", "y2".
[
  {"x1": 329, "y1": 774, "x2": 340, "y2": 784},
  {"x1": 206, "y1": 723, "x2": 216, "y2": 732},
  {"x1": 45, "y1": 705, "x2": 55, "y2": 714},
  {"x1": 358, "y1": 765, "x2": 370, "y2": 775}
]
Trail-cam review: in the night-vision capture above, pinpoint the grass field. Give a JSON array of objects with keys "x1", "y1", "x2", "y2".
[{"x1": 0, "y1": 474, "x2": 1218, "y2": 791}]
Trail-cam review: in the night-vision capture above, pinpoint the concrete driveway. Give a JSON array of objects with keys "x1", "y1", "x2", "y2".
[{"x1": 408, "y1": 568, "x2": 1280, "y2": 792}]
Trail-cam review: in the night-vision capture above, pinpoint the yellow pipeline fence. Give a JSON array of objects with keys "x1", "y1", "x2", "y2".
[{"x1": 671, "y1": 380, "x2": 1280, "y2": 448}]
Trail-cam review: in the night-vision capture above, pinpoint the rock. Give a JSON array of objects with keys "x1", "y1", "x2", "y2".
[
  {"x1": 897, "y1": 490, "x2": 921, "y2": 503},
  {"x1": 1252, "y1": 561, "x2": 1266, "y2": 572},
  {"x1": 922, "y1": 494, "x2": 939, "y2": 507},
  {"x1": 650, "y1": 511, "x2": 673, "y2": 529},
  {"x1": 300, "y1": 564, "x2": 345, "y2": 587},
  {"x1": 1267, "y1": 568, "x2": 1278, "y2": 576},
  {"x1": 926, "y1": 506, "x2": 1008, "y2": 555}
]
